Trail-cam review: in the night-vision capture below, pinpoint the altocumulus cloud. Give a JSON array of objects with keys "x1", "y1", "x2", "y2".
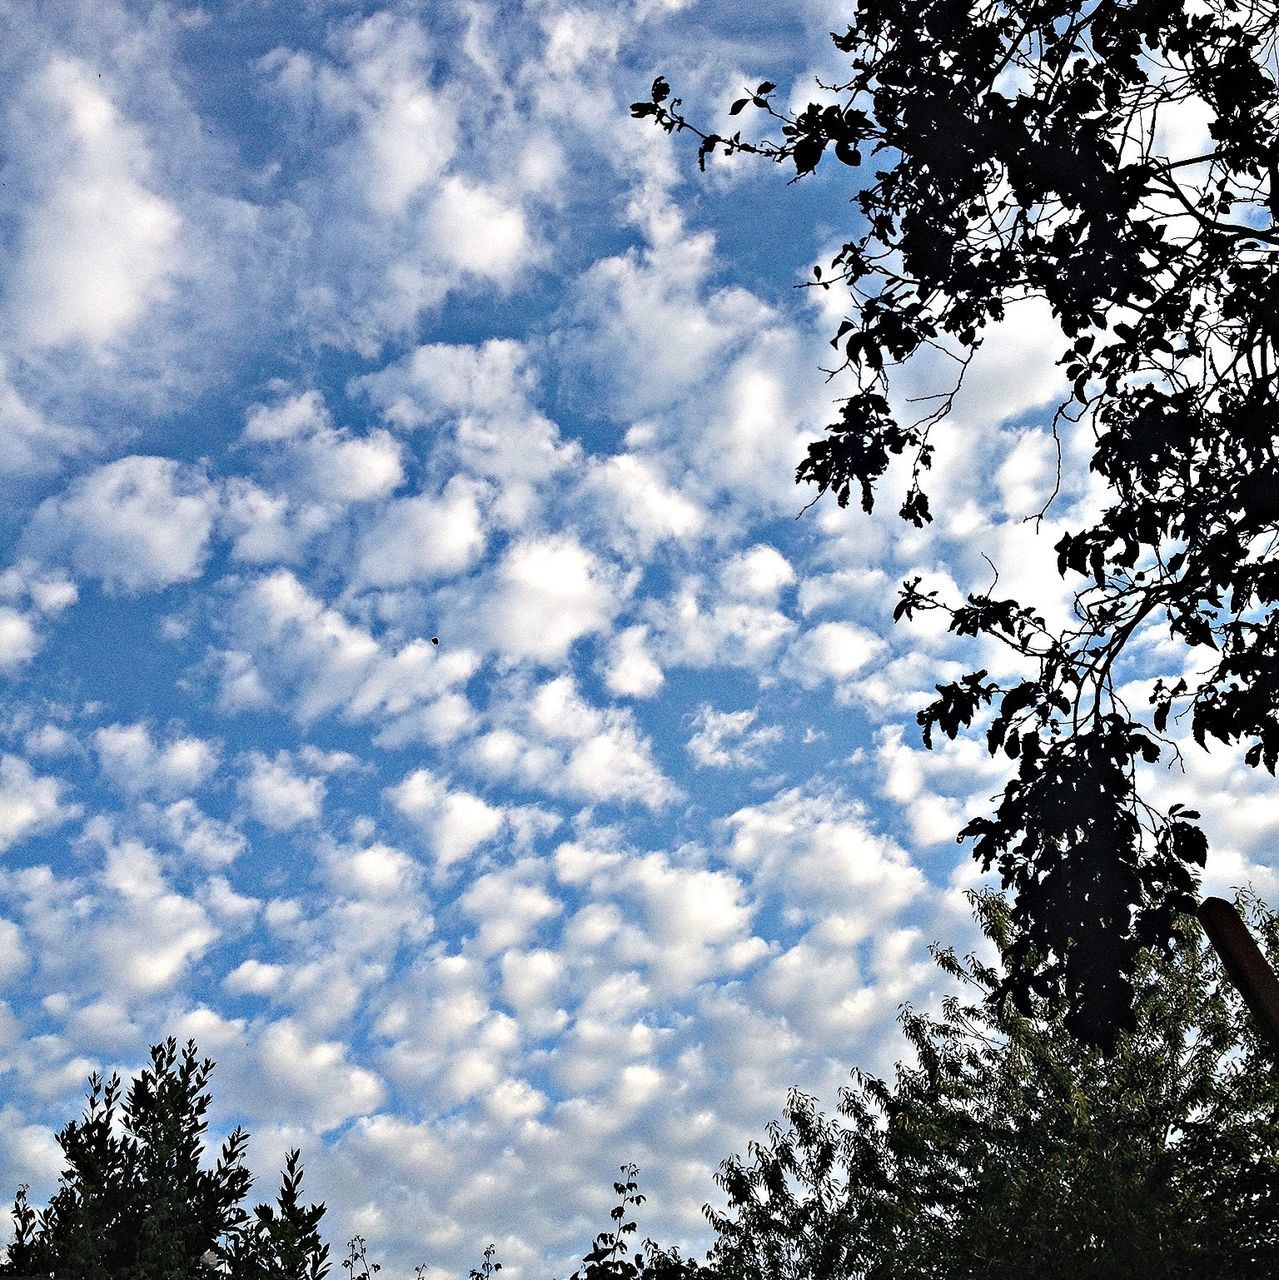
[
  {"x1": 22, "y1": 457, "x2": 218, "y2": 593},
  {"x1": 0, "y1": 3, "x2": 1268, "y2": 1278}
]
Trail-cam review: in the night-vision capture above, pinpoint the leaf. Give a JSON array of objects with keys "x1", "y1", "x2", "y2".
[
  {"x1": 793, "y1": 135, "x2": 826, "y2": 174},
  {"x1": 834, "y1": 139, "x2": 862, "y2": 166},
  {"x1": 730, "y1": 98, "x2": 750, "y2": 115}
]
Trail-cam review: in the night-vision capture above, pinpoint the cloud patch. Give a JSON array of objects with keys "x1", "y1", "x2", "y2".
[
  {"x1": 6, "y1": 56, "x2": 180, "y2": 352},
  {"x1": 686, "y1": 706, "x2": 783, "y2": 770},
  {"x1": 23, "y1": 457, "x2": 218, "y2": 593},
  {"x1": 0, "y1": 755, "x2": 79, "y2": 852}
]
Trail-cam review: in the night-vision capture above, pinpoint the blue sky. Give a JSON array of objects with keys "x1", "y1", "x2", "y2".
[{"x1": 0, "y1": 0, "x2": 1276, "y2": 1274}]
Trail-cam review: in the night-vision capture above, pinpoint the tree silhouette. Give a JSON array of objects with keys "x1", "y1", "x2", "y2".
[
  {"x1": 1, "y1": 1038, "x2": 328, "y2": 1280},
  {"x1": 706, "y1": 893, "x2": 1279, "y2": 1280},
  {"x1": 635, "y1": 0, "x2": 1279, "y2": 1048}
]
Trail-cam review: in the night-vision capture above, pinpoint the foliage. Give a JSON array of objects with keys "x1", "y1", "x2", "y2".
[
  {"x1": 564, "y1": 1165, "x2": 701, "y2": 1280},
  {"x1": 635, "y1": 0, "x2": 1279, "y2": 1048},
  {"x1": 341, "y1": 1236, "x2": 381, "y2": 1280},
  {"x1": 704, "y1": 891, "x2": 1279, "y2": 1280},
  {"x1": 225, "y1": 1149, "x2": 330, "y2": 1280},
  {"x1": 1, "y1": 1038, "x2": 329, "y2": 1280},
  {"x1": 469, "y1": 1243, "x2": 502, "y2": 1280},
  {"x1": 569, "y1": 1164, "x2": 646, "y2": 1280}
]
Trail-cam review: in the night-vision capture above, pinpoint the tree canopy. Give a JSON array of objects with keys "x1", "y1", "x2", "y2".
[
  {"x1": 702, "y1": 892, "x2": 1279, "y2": 1280},
  {"x1": 1, "y1": 1038, "x2": 329, "y2": 1280},
  {"x1": 635, "y1": 0, "x2": 1279, "y2": 1048},
  {"x1": 484, "y1": 894, "x2": 1279, "y2": 1280}
]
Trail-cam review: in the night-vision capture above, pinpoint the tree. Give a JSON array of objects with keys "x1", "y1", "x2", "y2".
[
  {"x1": 223, "y1": 1149, "x2": 329, "y2": 1280},
  {"x1": 2, "y1": 1038, "x2": 329, "y2": 1280},
  {"x1": 634, "y1": 0, "x2": 1279, "y2": 1048},
  {"x1": 704, "y1": 892, "x2": 1279, "y2": 1280}
]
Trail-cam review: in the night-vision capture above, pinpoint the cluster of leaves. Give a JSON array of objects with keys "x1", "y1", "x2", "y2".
[
  {"x1": 635, "y1": 0, "x2": 1279, "y2": 1048},
  {"x1": 1, "y1": 1038, "x2": 329, "y2": 1280},
  {"x1": 564, "y1": 1165, "x2": 700, "y2": 1280},
  {"x1": 342, "y1": 1235, "x2": 382, "y2": 1280},
  {"x1": 705, "y1": 891, "x2": 1279, "y2": 1280}
]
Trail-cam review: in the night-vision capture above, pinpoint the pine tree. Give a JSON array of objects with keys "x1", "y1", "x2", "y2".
[{"x1": 2, "y1": 1038, "x2": 329, "y2": 1280}]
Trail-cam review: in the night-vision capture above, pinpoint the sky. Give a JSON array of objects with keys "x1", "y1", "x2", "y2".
[{"x1": 0, "y1": 0, "x2": 1276, "y2": 1275}]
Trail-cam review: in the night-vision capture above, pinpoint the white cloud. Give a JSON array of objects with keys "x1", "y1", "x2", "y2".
[
  {"x1": 933, "y1": 298, "x2": 1067, "y2": 438},
  {"x1": 243, "y1": 389, "x2": 329, "y2": 442},
  {"x1": 468, "y1": 676, "x2": 678, "y2": 809},
  {"x1": 387, "y1": 769, "x2": 505, "y2": 873},
  {"x1": 0, "y1": 1105, "x2": 63, "y2": 1191},
  {"x1": 0, "y1": 921, "x2": 29, "y2": 989},
  {"x1": 603, "y1": 625, "x2": 664, "y2": 698},
  {"x1": 499, "y1": 947, "x2": 566, "y2": 1033},
  {"x1": 152, "y1": 799, "x2": 245, "y2": 867},
  {"x1": 0, "y1": 359, "x2": 87, "y2": 478},
  {"x1": 239, "y1": 751, "x2": 326, "y2": 830},
  {"x1": 994, "y1": 426, "x2": 1060, "y2": 520},
  {"x1": 354, "y1": 339, "x2": 580, "y2": 527},
  {"x1": 339, "y1": 842, "x2": 420, "y2": 901},
  {"x1": 224, "y1": 958, "x2": 285, "y2": 997},
  {"x1": 562, "y1": 231, "x2": 762, "y2": 420},
  {"x1": 556, "y1": 843, "x2": 768, "y2": 995},
  {"x1": 579, "y1": 455, "x2": 704, "y2": 554},
  {"x1": 782, "y1": 620, "x2": 886, "y2": 690},
  {"x1": 0, "y1": 755, "x2": 78, "y2": 852},
  {"x1": 876, "y1": 724, "x2": 1011, "y2": 847},
  {"x1": 376, "y1": 954, "x2": 520, "y2": 1108},
  {"x1": 200, "y1": 875, "x2": 259, "y2": 925},
  {"x1": 461, "y1": 861, "x2": 563, "y2": 955},
  {"x1": 0, "y1": 566, "x2": 78, "y2": 617},
  {"x1": 250, "y1": 1019, "x2": 385, "y2": 1132},
  {"x1": 23, "y1": 456, "x2": 218, "y2": 593},
  {"x1": 428, "y1": 176, "x2": 531, "y2": 280},
  {"x1": 94, "y1": 837, "x2": 217, "y2": 992},
  {"x1": 94, "y1": 723, "x2": 218, "y2": 798},
  {"x1": 5, "y1": 827, "x2": 217, "y2": 1000},
  {"x1": 722, "y1": 544, "x2": 795, "y2": 598},
  {"x1": 724, "y1": 786, "x2": 929, "y2": 932},
  {"x1": 653, "y1": 574, "x2": 797, "y2": 672},
  {"x1": 324, "y1": 15, "x2": 456, "y2": 218},
  {"x1": 690, "y1": 339, "x2": 818, "y2": 508},
  {"x1": 256, "y1": 14, "x2": 541, "y2": 352},
  {"x1": 797, "y1": 566, "x2": 894, "y2": 618},
  {"x1": 468, "y1": 536, "x2": 631, "y2": 664},
  {"x1": 353, "y1": 338, "x2": 536, "y2": 427},
  {"x1": 299, "y1": 429, "x2": 406, "y2": 503},
  {"x1": 5, "y1": 56, "x2": 180, "y2": 352},
  {"x1": 0, "y1": 608, "x2": 43, "y2": 672},
  {"x1": 217, "y1": 570, "x2": 476, "y2": 726},
  {"x1": 541, "y1": 8, "x2": 623, "y2": 75},
  {"x1": 298, "y1": 745, "x2": 363, "y2": 775},
  {"x1": 353, "y1": 478, "x2": 486, "y2": 587},
  {"x1": 241, "y1": 390, "x2": 404, "y2": 506},
  {"x1": 749, "y1": 919, "x2": 924, "y2": 1043},
  {"x1": 687, "y1": 706, "x2": 783, "y2": 770},
  {"x1": 0, "y1": 565, "x2": 78, "y2": 671}
]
